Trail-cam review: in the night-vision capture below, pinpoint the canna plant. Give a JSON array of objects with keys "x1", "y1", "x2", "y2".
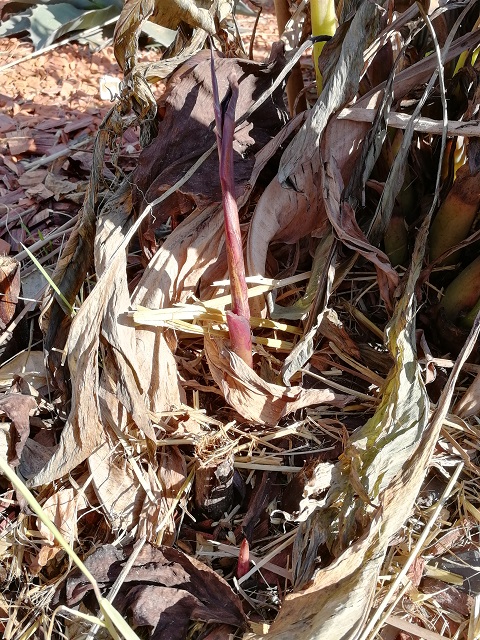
[
  {"x1": 441, "y1": 255, "x2": 480, "y2": 326},
  {"x1": 429, "y1": 164, "x2": 480, "y2": 266},
  {"x1": 210, "y1": 49, "x2": 253, "y2": 368}
]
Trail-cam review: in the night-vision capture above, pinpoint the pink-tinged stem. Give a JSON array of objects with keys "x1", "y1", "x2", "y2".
[
  {"x1": 210, "y1": 47, "x2": 253, "y2": 367},
  {"x1": 237, "y1": 538, "x2": 251, "y2": 579}
]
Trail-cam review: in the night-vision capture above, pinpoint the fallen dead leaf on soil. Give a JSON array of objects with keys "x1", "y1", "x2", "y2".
[{"x1": 65, "y1": 542, "x2": 246, "y2": 637}]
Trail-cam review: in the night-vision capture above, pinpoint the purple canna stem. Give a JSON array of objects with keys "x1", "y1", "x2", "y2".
[{"x1": 210, "y1": 46, "x2": 253, "y2": 368}]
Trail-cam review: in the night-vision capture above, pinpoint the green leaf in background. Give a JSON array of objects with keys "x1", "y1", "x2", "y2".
[
  {"x1": 0, "y1": 11, "x2": 31, "y2": 38},
  {"x1": 0, "y1": 0, "x2": 123, "y2": 50},
  {"x1": 140, "y1": 21, "x2": 177, "y2": 48}
]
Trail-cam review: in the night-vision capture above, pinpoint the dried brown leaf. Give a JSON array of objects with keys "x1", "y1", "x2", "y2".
[
  {"x1": 88, "y1": 434, "x2": 145, "y2": 533},
  {"x1": 322, "y1": 158, "x2": 399, "y2": 313},
  {"x1": 31, "y1": 488, "x2": 86, "y2": 572},
  {"x1": 66, "y1": 543, "x2": 246, "y2": 632},
  {"x1": 0, "y1": 256, "x2": 20, "y2": 327},
  {"x1": 421, "y1": 577, "x2": 472, "y2": 618},
  {"x1": 264, "y1": 217, "x2": 432, "y2": 639},
  {"x1": 114, "y1": 0, "x2": 217, "y2": 72},
  {"x1": 0, "y1": 393, "x2": 36, "y2": 467},
  {"x1": 453, "y1": 370, "x2": 480, "y2": 418}
]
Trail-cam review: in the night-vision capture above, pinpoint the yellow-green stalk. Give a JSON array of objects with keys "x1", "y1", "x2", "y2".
[
  {"x1": 429, "y1": 164, "x2": 480, "y2": 265},
  {"x1": 311, "y1": 0, "x2": 337, "y2": 93},
  {"x1": 454, "y1": 15, "x2": 480, "y2": 75},
  {"x1": 441, "y1": 255, "x2": 480, "y2": 323},
  {"x1": 460, "y1": 295, "x2": 480, "y2": 330}
]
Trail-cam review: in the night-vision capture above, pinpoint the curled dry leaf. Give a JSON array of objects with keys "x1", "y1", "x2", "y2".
[
  {"x1": 30, "y1": 181, "x2": 163, "y2": 488},
  {"x1": 278, "y1": 0, "x2": 381, "y2": 185},
  {"x1": 87, "y1": 434, "x2": 145, "y2": 533},
  {"x1": 246, "y1": 1, "x2": 383, "y2": 318},
  {"x1": 204, "y1": 334, "x2": 351, "y2": 426},
  {"x1": 322, "y1": 159, "x2": 399, "y2": 314},
  {"x1": 0, "y1": 393, "x2": 37, "y2": 468},
  {"x1": 114, "y1": 0, "x2": 219, "y2": 72}
]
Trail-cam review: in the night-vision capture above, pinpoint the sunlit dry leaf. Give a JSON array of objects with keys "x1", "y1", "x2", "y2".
[
  {"x1": 204, "y1": 334, "x2": 351, "y2": 426},
  {"x1": 246, "y1": 158, "x2": 324, "y2": 302},
  {"x1": 0, "y1": 351, "x2": 47, "y2": 392},
  {"x1": 29, "y1": 182, "x2": 153, "y2": 486},
  {"x1": 144, "y1": 446, "x2": 186, "y2": 544},
  {"x1": 0, "y1": 256, "x2": 20, "y2": 328},
  {"x1": 131, "y1": 205, "x2": 226, "y2": 413},
  {"x1": 278, "y1": 0, "x2": 381, "y2": 184},
  {"x1": 246, "y1": 3, "x2": 381, "y2": 317},
  {"x1": 44, "y1": 174, "x2": 84, "y2": 201},
  {"x1": 88, "y1": 434, "x2": 145, "y2": 533}
]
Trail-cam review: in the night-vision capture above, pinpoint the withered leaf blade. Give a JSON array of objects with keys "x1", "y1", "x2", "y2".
[
  {"x1": 278, "y1": 0, "x2": 381, "y2": 184},
  {"x1": 114, "y1": 0, "x2": 217, "y2": 72},
  {"x1": 322, "y1": 159, "x2": 399, "y2": 313},
  {"x1": 265, "y1": 196, "x2": 432, "y2": 640},
  {"x1": 454, "y1": 370, "x2": 480, "y2": 418},
  {"x1": 66, "y1": 543, "x2": 246, "y2": 632}
]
